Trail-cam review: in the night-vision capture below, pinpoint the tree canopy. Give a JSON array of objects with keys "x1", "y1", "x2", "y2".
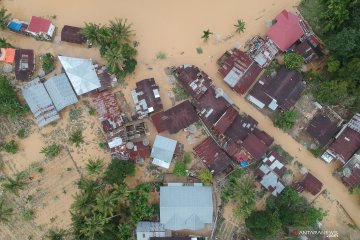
[
  {"x1": 103, "y1": 159, "x2": 135, "y2": 185},
  {"x1": 0, "y1": 75, "x2": 27, "y2": 118},
  {"x1": 274, "y1": 111, "x2": 297, "y2": 130}
]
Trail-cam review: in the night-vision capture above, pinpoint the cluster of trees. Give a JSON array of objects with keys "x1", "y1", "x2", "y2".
[
  {"x1": 274, "y1": 111, "x2": 297, "y2": 130},
  {"x1": 221, "y1": 169, "x2": 256, "y2": 219},
  {"x1": 81, "y1": 19, "x2": 137, "y2": 80},
  {"x1": 173, "y1": 152, "x2": 191, "y2": 177},
  {"x1": 245, "y1": 187, "x2": 326, "y2": 239},
  {"x1": 71, "y1": 158, "x2": 154, "y2": 240},
  {"x1": 300, "y1": 0, "x2": 360, "y2": 113},
  {"x1": 284, "y1": 52, "x2": 304, "y2": 71},
  {"x1": 41, "y1": 53, "x2": 56, "y2": 74},
  {"x1": 0, "y1": 139, "x2": 19, "y2": 154},
  {"x1": 0, "y1": 75, "x2": 28, "y2": 118}
]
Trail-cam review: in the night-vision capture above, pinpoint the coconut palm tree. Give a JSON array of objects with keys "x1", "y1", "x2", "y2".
[
  {"x1": 85, "y1": 158, "x2": 105, "y2": 176},
  {"x1": 71, "y1": 192, "x2": 94, "y2": 216},
  {"x1": 40, "y1": 144, "x2": 60, "y2": 158},
  {"x1": 46, "y1": 228, "x2": 68, "y2": 240},
  {"x1": 80, "y1": 214, "x2": 108, "y2": 240},
  {"x1": 81, "y1": 23, "x2": 111, "y2": 46},
  {"x1": 2, "y1": 172, "x2": 28, "y2": 196},
  {"x1": 69, "y1": 130, "x2": 84, "y2": 147},
  {"x1": 201, "y1": 29, "x2": 213, "y2": 42},
  {"x1": 95, "y1": 192, "x2": 117, "y2": 216},
  {"x1": 109, "y1": 18, "x2": 133, "y2": 42},
  {"x1": 104, "y1": 46, "x2": 125, "y2": 74},
  {"x1": 0, "y1": 198, "x2": 13, "y2": 223},
  {"x1": 0, "y1": 7, "x2": 10, "y2": 30},
  {"x1": 234, "y1": 19, "x2": 246, "y2": 33},
  {"x1": 77, "y1": 178, "x2": 102, "y2": 194}
]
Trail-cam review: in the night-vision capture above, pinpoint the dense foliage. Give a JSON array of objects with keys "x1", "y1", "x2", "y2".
[
  {"x1": 41, "y1": 53, "x2": 56, "y2": 74},
  {"x1": 173, "y1": 162, "x2": 187, "y2": 177},
  {"x1": 81, "y1": 19, "x2": 137, "y2": 80},
  {"x1": 199, "y1": 169, "x2": 212, "y2": 185},
  {"x1": 69, "y1": 130, "x2": 84, "y2": 147},
  {"x1": 0, "y1": 75, "x2": 27, "y2": 118},
  {"x1": 274, "y1": 111, "x2": 297, "y2": 130},
  {"x1": 1, "y1": 140, "x2": 19, "y2": 154},
  {"x1": 103, "y1": 159, "x2": 135, "y2": 185},
  {"x1": 0, "y1": 7, "x2": 10, "y2": 30},
  {"x1": 299, "y1": 0, "x2": 360, "y2": 113},
  {"x1": 245, "y1": 187, "x2": 326, "y2": 239},
  {"x1": 284, "y1": 52, "x2": 304, "y2": 71}
]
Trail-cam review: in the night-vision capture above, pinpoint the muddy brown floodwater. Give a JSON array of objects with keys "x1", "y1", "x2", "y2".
[{"x1": 2, "y1": 0, "x2": 360, "y2": 231}]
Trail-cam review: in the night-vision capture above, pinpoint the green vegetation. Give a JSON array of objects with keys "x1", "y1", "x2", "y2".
[
  {"x1": 271, "y1": 144, "x2": 294, "y2": 164},
  {"x1": 201, "y1": 29, "x2": 213, "y2": 42},
  {"x1": 40, "y1": 144, "x2": 61, "y2": 158},
  {"x1": 86, "y1": 158, "x2": 105, "y2": 176},
  {"x1": 299, "y1": 0, "x2": 360, "y2": 113},
  {"x1": 274, "y1": 111, "x2": 297, "y2": 130},
  {"x1": 284, "y1": 52, "x2": 303, "y2": 71},
  {"x1": 199, "y1": 169, "x2": 212, "y2": 185},
  {"x1": 173, "y1": 162, "x2": 187, "y2": 177},
  {"x1": 0, "y1": 38, "x2": 13, "y2": 48},
  {"x1": 17, "y1": 128, "x2": 26, "y2": 139},
  {"x1": 41, "y1": 53, "x2": 56, "y2": 74},
  {"x1": 46, "y1": 228, "x2": 68, "y2": 240},
  {"x1": 0, "y1": 75, "x2": 27, "y2": 118},
  {"x1": 196, "y1": 47, "x2": 203, "y2": 54},
  {"x1": 265, "y1": 60, "x2": 280, "y2": 75},
  {"x1": 88, "y1": 107, "x2": 96, "y2": 116},
  {"x1": 156, "y1": 51, "x2": 166, "y2": 60},
  {"x1": 0, "y1": 198, "x2": 13, "y2": 223},
  {"x1": 22, "y1": 209, "x2": 34, "y2": 221},
  {"x1": 245, "y1": 187, "x2": 326, "y2": 239},
  {"x1": 81, "y1": 19, "x2": 137, "y2": 80},
  {"x1": 172, "y1": 83, "x2": 189, "y2": 101},
  {"x1": 0, "y1": 7, "x2": 10, "y2": 30},
  {"x1": 309, "y1": 147, "x2": 322, "y2": 158},
  {"x1": 69, "y1": 130, "x2": 84, "y2": 147},
  {"x1": 69, "y1": 108, "x2": 82, "y2": 121},
  {"x1": 234, "y1": 19, "x2": 246, "y2": 33},
  {"x1": 351, "y1": 185, "x2": 360, "y2": 195},
  {"x1": 221, "y1": 169, "x2": 256, "y2": 219},
  {"x1": 1, "y1": 140, "x2": 19, "y2": 154},
  {"x1": 2, "y1": 171, "x2": 28, "y2": 196},
  {"x1": 103, "y1": 159, "x2": 135, "y2": 185},
  {"x1": 183, "y1": 152, "x2": 191, "y2": 165}
]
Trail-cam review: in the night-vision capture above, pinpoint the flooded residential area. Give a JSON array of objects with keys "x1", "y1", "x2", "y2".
[{"x1": 0, "y1": 0, "x2": 359, "y2": 239}]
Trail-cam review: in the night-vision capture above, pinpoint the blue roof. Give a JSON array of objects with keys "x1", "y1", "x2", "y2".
[
  {"x1": 8, "y1": 22, "x2": 22, "y2": 31},
  {"x1": 241, "y1": 161, "x2": 248, "y2": 167}
]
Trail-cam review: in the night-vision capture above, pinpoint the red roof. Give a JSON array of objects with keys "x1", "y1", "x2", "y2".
[
  {"x1": 128, "y1": 141, "x2": 151, "y2": 161},
  {"x1": 328, "y1": 127, "x2": 360, "y2": 164},
  {"x1": 214, "y1": 107, "x2": 238, "y2": 134},
  {"x1": 266, "y1": 10, "x2": 304, "y2": 51},
  {"x1": 27, "y1": 16, "x2": 52, "y2": 33},
  {"x1": 242, "y1": 133, "x2": 269, "y2": 161},
  {"x1": 342, "y1": 168, "x2": 360, "y2": 188},
  {"x1": 302, "y1": 173, "x2": 323, "y2": 195}
]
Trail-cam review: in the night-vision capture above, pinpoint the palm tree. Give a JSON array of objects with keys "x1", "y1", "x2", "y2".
[
  {"x1": 81, "y1": 23, "x2": 111, "y2": 46},
  {"x1": 2, "y1": 172, "x2": 28, "y2": 196},
  {"x1": 46, "y1": 228, "x2": 68, "y2": 240},
  {"x1": 0, "y1": 7, "x2": 11, "y2": 30},
  {"x1": 201, "y1": 29, "x2": 213, "y2": 42},
  {"x1": 104, "y1": 46, "x2": 125, "y2": 74},
  {"x1": 40, "y1": 144, "x2": 60, "y2": 158},
  {"x1": 71, "y1": 192, "x2": 94, "y2": 216},
  {"x1": 95, "y1": 192, "x2": 117, "y2": 216},
  {"x1": 69, "y1": 130, "x2": 84, "y2": 147},
  {"x1": 80, "y1": 214, "x2": 108, "y2": 240},
  {"x1": 86, "y1": 158, "x2": 105, "y2": 176},
  {"x1": 234, "y1": 19, "x2": 246, "y2": 33},
  {"x1": 77, "y1": 178, "x2": 102, "y2": 194},
  {"x1": 0, "y1": 198, "x2": 13, "y2": 223},
  {"x1": 109, "y1": 18, "x2": 133, "y2": 42}
]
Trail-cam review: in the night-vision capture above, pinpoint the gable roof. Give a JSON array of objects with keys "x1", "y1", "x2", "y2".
[
  {"x1": 242, "y1": 133, "x2": 269, "y2": 161},
  {"x1": 160, "y1": 184, "x2": 213, "y2": 231},
  {"x1": 58, "y1": 56, "x2": 101, "y2": 95},
  {"x1": 306, "y1": 113, "x2": 340, "y2": 147},
  {"x1": 136, "y1": 221, "x2": 166, "y2": 240},
  {"x1": 27, "y1": 16, "x2": 52, "y2": 33},
  {"x1": 151, "y1": 100, "x2": 198, "y2": 134},
  {"x1": 0, "y1": 48, "x2": 16, "y2": 64},
  {"x1": 301, "y1": 173, "x2": 323, "y2": 195},
  {"x1": 21, "y1": 78, "x2": 60, "y2": 127},
  {"x1": 61, "y1": 25, "x2": 86, "y2": 44},
  {"x1": 266, "y1": 10, "x2": 304, "y2": 51},
  {"x1": 151, "y1": 135, "x2": 177, "y2": 169},
  {"x1": 328, "y1": 127, "x2": 360, "y2": 164},
  {"x1": 14, "y1": 49, "x2": 35, "y2": 80},
  {"x1": 44, "y1": 73, "x2": 78, "y2": 111}
]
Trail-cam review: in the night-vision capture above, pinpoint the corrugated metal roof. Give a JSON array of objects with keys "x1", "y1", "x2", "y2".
[
  {"x1": 44, "y1": 73, "x2": 78, "y2": 111},
  {"x1": 21, "y1": 78, "x2": 60, "y2": 127},
  {"x1": 160, "y1": 184, "x2": 213, "y2": 231},
  {"x1": 151, "y1": 135, "x2": 177, "y2": 169}
]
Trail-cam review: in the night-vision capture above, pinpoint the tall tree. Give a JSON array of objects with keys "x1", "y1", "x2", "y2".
[
  {"x1": 46, "y1": 228, "x2": 68, "y2": 240},
  {"x1": 109, "y1": 18, "x2": 133, "y2": 42},
  {"x1": 0, "y1": 7, "x2": 10, "y2": 30},
  {"x1": 245, "y1": 209, "x2": 282, "y2": 239},
  {"x1": 80, "y1": 214, "x2": 108, "y2": 240},
  {"x1": 320, "y1": 0, "x2": 351, "y2": 33},
  {"x1": 201, "y1": 29, "x2": 213, "y2": 42},
  {"x1": 95, "y1": 192, "x2": 118, "y2": 217},
  {"x1": 2, "y1": 172, "x2": 28, "y2": 196},
  {"x1": 86, "y1": 158, "x2": 105, "y2": 176},
  {"x1": 234, "y1": 19, "x2": 246, "y2": 33}
]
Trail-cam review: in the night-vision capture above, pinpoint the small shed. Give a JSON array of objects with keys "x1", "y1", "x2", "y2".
[
  {"x1": 14, "y1": 49, "x2": 35, "y2": 80},
  {"x1": 300, "y1": 173, "x2": 323, "y2": 195},
  {"x1": 61, "y1": 25, "x2": 86, "y2": 44},
  {"x1": 151, "y1": 135, "x2": 177, "y2": 169},
  {"x1": 136, "y1": 221, "x2": 166, "y2": 240}
]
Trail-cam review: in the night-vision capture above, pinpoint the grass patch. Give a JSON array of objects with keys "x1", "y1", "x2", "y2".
[
  {"x1": 156, "y1": 51, "x2": 167, "y2": 60},
  {"x1": 172, "y1": 83, "x2": 189, "y2": 101},
  {"x1": 196, "y1": 47, "x2": 203, "y2": 54},
  {"x1": 17, "y1": 128, "x2": 26, "y2": 139},
  {"x1": 309, "y1": 147, "x2": 322, "y2": 158},
  {"x1": 69, "y1": 109, "x2": 82, "y2": 121}
]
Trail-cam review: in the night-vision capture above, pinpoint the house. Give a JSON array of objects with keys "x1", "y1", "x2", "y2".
[
  {"x1": 0, "y1": 48, "x2": 16, "y2": 64},
  {"x1": 193, "y1": 137, "x2": 233, "y2": 175},
  {"x1": 341, "y1": 150, "x2": 360, "y2": 188},
  {"x1": 126, "y1": 140, "x2": 151, "y2": 163},
  {"x1": 295, "y1": 173, "x2": 323, "y2": 196},
  {"x1": 61, "y1": 25, "x2": 86, "y2": 44},
  {"x1": 150, "y1": 238, "x2": 192, "y2": 240},
  {"x1": 44, "y1": 73, "x2": 78, "y2": 112},
  {"x1": 322, "y1": 113, "x2": 360, "y2": 164},
  {"x1": 256, "y1": 151, "x2": 286, "y2": 196},
  {"x1": 26, "y1": 16, "x2": 55, "y2": 40},
  {"x1": 131, "y1": 78, "x2": 163, "y2": 119},
  {"x1": 151, "y1": 135, "x2": 178, "y2": 169},
  {"x1": 14, "y1": 49, "x2": 35, "y2": 80},
  {"x1": 266, "y1": 10, "x2": 304, "y2": 51},
  {"x1": 92, "y1": 91, "x2": 125, "y2": 132},
  {"x1": 58, "y1": 56, "x2": 101, "y2": 95},
  {"x1": 247, "y1": 66, "x2": 305, "y2": 111},
  {"x1": 218, "y1": 49, "x2": 262, "y2": 94},
  {"x1": 95, "y1": 64, "x2": 117, "y2": 92},
  {"x1": 160, "y1": 183, "x2": 213, "y2": 231},
  {"x1": 306, "y1": 113, "x2": 341, "y2": 147},
  {"x1": 151, "y1": 100, "x2": 198, "y2": 134},
  {"x1": 295, "y1": 35, "x2": 323, "y2": 63},
  {"x1": 136, "y1": 221, "x2": 166, "y2": 240},
  {"x1": 7, "y1": 18, "x2": 29, "y2": 35},
  {"x1": 21, "y1": 78, "x2": 60, "y2": 127},
  {"x1": 246, "y1": 36, "x2": 279, "y2": 67}
]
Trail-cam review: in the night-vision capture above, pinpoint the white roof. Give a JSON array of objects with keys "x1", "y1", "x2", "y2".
[
  {"x1": 151, "y1": 135, "x2": 177, "y2": 169},
  {"x1": 58, "y1": 56, "x2": 101, "y2": 95}
]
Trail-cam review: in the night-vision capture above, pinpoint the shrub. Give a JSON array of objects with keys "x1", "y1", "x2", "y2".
[
  {"x1": 3, "y1": 140, "x2": 19, "y2": 154},
  {"x1": 172, "y1": 83, "x2": 189, "y2": 101},
  {"x1": 17, "y1": 128, "x2": 26, "y2": 139},
  {"x1": 88, "y1": 107, "x2": 96, "y2": 116},
  {"x1": 69, "y1": 130, "x2": 84, "y2": 147},
  {"x1": 196, "y1": 47, "x2": 203, "y2": 54},
  {"x1": 199, "y1": 169, "x2": 212, "y2": 185},
  {"x1": 173, "y1": 162, "x2": 187, "y2": 177},
  {"x1": 284, "y1": 52, "x2": 304, "y2": 71},
  {"x1": 274, "y1": 111, "x2": 297, "y2": 130},
  {"x1": 309, "y1": 147, "x2": 322, "y2": 158},
  {"x1": 41, "y1": 53, "x2": 55, "y2": 74},
  {"x1": 69, "y1": 109, "x2": 82, "y2": 121},
  {"x1": 22, "y1": 209, "x2": 34, "y2": 221},
  {"x1": 183, "y1": 152, "x2": 191, "y2": 165},
  {"x1": 40, "y1": 144, "x2": 60, "y2": 158},
  {"x1": 156, "y1": 51, "x2": 166, "y2": 59}
]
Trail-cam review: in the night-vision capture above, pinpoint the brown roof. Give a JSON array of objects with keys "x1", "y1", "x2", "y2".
[
  {"x1": 295, "y1": 40, "x2": 320, "y2": 64},
  {"x1": 151, "y1": 100, "x2": 198, "y2": 134},
  {"x1": 213, "y1": 107, "x2": 238, "y2": 134},
  {"x1": 224, "y1": 115, "x2": 258, "y2": 143},
  {"x1": 127, "y1": 141, "x2": 151, "y2": 161},
  {"x1": 328, "y1": 127, "x2": 360, "y2": 164},
  {"x1": 253, "y1": 128, "x2": 274, "y2": 147},
  {"x1": 249, "y1": 66, "x2": 305, "y2": 110},
  {"x1": 342, "y1": 168, "x2": 360, "y2": 188},
  {"x1": 96, "y1": 65, "x2": 115, "y2": 92},
  {"x1": 306, "y1": 114, "x2": 340, "y2": 147},
  {"x1": 242, "y1": 133, "x2": 269, "y2": 161},
  {"x1": 15, "y1": 49, "x2": 35, "y2": 80},
  {"x1": 301, "y1": 173, "x2": 323, "y2": 195},
  {"x1": 150, "y1": 237, "x2": 191, "y2": 240},
  {"x1": 194, "y1": 137, "x2": 233, "y2": 175},
  {"x1": 61, "y1": 25, "x2": 86, "y2": 44}
]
